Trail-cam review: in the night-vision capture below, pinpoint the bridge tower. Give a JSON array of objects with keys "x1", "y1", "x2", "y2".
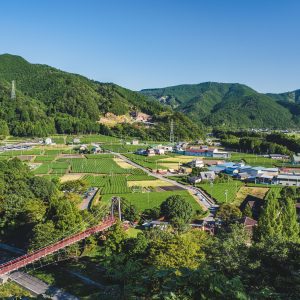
[
  {"x1": 11, "y1": 80, "x2": 16, "y2": 100},
  {"x1": 111, "y1": 197, "x2": 122, "y2": 221}
]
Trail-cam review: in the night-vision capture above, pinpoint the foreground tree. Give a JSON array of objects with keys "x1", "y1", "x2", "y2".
[
  {"x1": 216, "y1": 204, "x2": 242, "y2": 225},
  {"x1": 160, "y1": 195, "x2": 194, "y2": 224}
]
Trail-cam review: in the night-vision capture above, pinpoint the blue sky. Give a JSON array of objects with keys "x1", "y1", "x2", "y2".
[{"x1": 0, "y1": 0, "x2": 299, "y2": 92}]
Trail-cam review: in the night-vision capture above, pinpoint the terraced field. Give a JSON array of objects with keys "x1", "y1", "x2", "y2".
[
  {"x1": 70, "y1": 158, "x2": 128, "y2": 174},
  {"x1": 83, "y1": 175, "x2": 132, "y2": 194},
  {"x1": 34, "y1": 155, "x2": 56, "y2": 162},
  {"x1": 126, "y1": 174, "x2": 157, "y2": 181},
  {"x1": 124, "y1": 154, "x2": 169, "y2": 170}
]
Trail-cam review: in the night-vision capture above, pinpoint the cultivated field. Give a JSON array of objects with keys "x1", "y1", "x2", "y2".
[
  {"x1": 101, "y1": 190, "x2": 202, "y2": 212},
  {"x1": 127, "y1": 180, "x2": 173, "y2": 187},
  {"x1": 235, "y1": 186, "x2": 269, "y2": 205},
  {"x1": 199, "y1": 181, "x2": 244, "y2": 203}
]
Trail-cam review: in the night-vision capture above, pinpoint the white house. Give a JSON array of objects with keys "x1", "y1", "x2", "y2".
[
  {"x1": 44, "y1": 138, "x2": 52, "y2": 145},
  {"x1": 154, "y1": 148, "x2": 165, "y2": 155},
  {"x1": 131, "y1": 139, "x2": 139, "y2": 145},
  {"x1": 189, "y1": 159, "x2": 204, "y2": 168}
]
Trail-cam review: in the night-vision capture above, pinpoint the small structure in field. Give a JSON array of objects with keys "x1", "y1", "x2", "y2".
[
  {"x1": 131, "y1": 139, "x2": 139, "y2": 145},
  {"x1": 44, "y1": 138, "x2": 53, "y2": 145}
]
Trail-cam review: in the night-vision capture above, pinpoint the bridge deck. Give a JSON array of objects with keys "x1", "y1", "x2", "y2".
[{"x1": 0, "y1": 217, "x2": 115, "y2": 276}]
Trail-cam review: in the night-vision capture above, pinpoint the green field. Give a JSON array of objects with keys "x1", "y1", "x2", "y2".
[
  {"x1": 124, "y1": 154, "x2": 169, "y2": 170},
  {"x1": 101, "y1": 190, "x2": 201, "y2": 212},
  {"x1": 230, "y1": 152, "x2": 289, "y2": 167},
  {"x1": 0, "y1": 149, "x2": 43, "y2": 156},
  {"x1": 34, "y1": 155, "x2": 57, "y2": 162},
  {"x1": 199, "y1": 181, "x2": 244, "y2": 204},
  {"x1": 70, "y1": 158, "x2": 129, "y2": 174},
  {"x1": 82, "y1": 175, "x2": 108, "y2": 187},
  {"x1": 83, "y1": 174, "x2": 132, "y2": 194},
  {"x1": 126, "y1": 174, "x2": 157, "y2": 181},
  {"x1": 101, "y1": 144, "x2": 144, "y2": 153},
  {"x1": 66, "y1": 134, "x2": 120, "y2": 144},
  {"x1": 85, "y1": 154, "x2": 115, "y2": 159},
  {"x1": 32, "y1": 161, "x2": 69, "y2": 175},
  {"x1": 101, "y1": 176, "x2": 132, "y2": 194}
]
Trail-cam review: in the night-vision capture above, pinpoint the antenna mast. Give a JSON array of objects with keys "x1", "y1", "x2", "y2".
[
  {"x1": 169, "y1": 119, "x2": 174, "y2": 144},
  {"x1": 11, "y1": 80, "x2": 16, "y2": 100}
]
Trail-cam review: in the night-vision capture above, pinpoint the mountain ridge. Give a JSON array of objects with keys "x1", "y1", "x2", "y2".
[
  {"x1": 0, "y1": 54, "x2": 201, "y2": 140},
  {"x1": 140, "y1": 82, "x2": 300, "y2": 128}
]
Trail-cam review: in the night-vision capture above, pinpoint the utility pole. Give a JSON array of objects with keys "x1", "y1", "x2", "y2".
[{"x1": 11, "y1": 80, "x2": 16, "y2": 100}]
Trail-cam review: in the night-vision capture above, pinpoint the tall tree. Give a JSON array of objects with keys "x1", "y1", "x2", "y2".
[
  {"x1": 257, "y1": 195, "x2": 283, "y2": 241},
  {"x1": 281, "y1": 197, "x2": 300, "y2": 243}
]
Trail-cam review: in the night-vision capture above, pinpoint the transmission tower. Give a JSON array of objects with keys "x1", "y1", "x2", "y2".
[
  {"x1": 169, "y1": 119, "x2": 174, "y2": 144},
  {"x1": 11, "y1": 80, "x2": 16, "y2": 100}
]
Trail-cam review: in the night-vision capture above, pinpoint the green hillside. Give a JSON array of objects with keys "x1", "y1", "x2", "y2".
[
  {"x1": 141, "y1": 82, "x2": 300, "y2": 128},
  {"x1": 267, "y1": 90, "x2": 300, "y2": 103},
  {"x1": 0, "y1": 54, "x2": 201, "y2": 140}
]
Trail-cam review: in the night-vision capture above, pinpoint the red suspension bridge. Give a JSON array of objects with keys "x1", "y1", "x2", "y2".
[
  {"x1": 0, "y1": 217, "x2": 116, "y2": 276},
  {"x1": 0, "y1": 197, "x2": 123, "y2": 277}
]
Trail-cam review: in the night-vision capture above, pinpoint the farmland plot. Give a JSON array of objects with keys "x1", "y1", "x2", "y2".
[{"x1": 70, "y1": 158, "x2": 128, "y2": 174}]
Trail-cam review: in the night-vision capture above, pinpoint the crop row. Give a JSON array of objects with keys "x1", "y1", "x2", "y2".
[{"x1": 70, "y1": 158, "x2": 128, "y2": 174}]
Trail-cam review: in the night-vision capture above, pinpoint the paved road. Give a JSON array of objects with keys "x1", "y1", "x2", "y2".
[
  {"x1": 80, "y1": 187, "x2": 98, "y2": 210},
  {"x1": 10, "y1": 271, "x2": 79, "y2": 299},
  {"x1": 0, "y1": 244, "x2": 78, "y2": 299},
  {"x1": 112, "y1": 153, "x2": 218, "y2": 219}
]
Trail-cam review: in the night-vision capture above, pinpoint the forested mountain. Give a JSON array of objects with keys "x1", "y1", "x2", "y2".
[
  {"x1": 267, "y1": 89, "x2": 300, "y2": 103},
  {"x1": 0, "y1": 54, "x2": 201, "y2": 139},
  {"x1": 141, "y1": 82, "x2": 300, "y2": 128}
]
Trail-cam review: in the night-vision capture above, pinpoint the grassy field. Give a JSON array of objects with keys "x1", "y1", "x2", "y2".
[
  {"x1": 127, "y1": 180, "x2": 173, "y2": 187},
  {"x1": 70, "y1": 158, "x2": 130, "y2": 174},
  {"x1": 199, "y1": 181, "x2": 244, "y2": 204},
  {"x1": 32, "y1": 161, "x2": 69, "y2": 175},
  {"x1": 230, "y1": 152, "x2": 289, "y2": 167},
  {"x1": 101, "y1": 144, "x2": 143, "y2": 153},
  {"x1": 235, "y1": 186, "x2": 269, "y2": 205},
  {"x1": 66, "y1": 134, "x2": 120, "y2": 144},
  {"x1": 126, "y1": 174, "x2": 157, "y2": 181},
  {"x1": 124, "y1": 153, "x2": 170, "y2": 170},
  {"x1": 101, "y1": 190, "x2": 201, "y2": 212},
  {"x1": 34, "y1": 155, "x2": 57, "y2": 162}
]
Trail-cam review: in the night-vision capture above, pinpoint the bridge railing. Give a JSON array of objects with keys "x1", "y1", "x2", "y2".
[{"x1": 0, "y1": 216, "x2": 115, "y2": 276}]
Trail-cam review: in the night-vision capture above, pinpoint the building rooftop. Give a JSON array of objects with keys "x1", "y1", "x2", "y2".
[{"x1": 277, "y1": 174, "x2": 300, "y2": 180}]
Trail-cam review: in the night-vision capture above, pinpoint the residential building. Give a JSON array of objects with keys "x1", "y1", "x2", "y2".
[
  {"x1": 239, "y1": 217, "x2": 257, "y2": 235},
  {"x1": 275, "y1": 174, "x2": 300, "y2": 186},
  {"x1": 147, "y1": 149, "x2": 155, "y2": 156},
  {"x1": 189, "y1": 159, "x2": 204, "y2": 168},
  {"x1": 237, "y1": 172, "x2": 250, "y2": 181},
  {"x1": 200, "y1": 171, "x2": 216, "y2": 181},
  {"x1": 188, "y1": 176, "x2": 202, "y2": 184},
  {"x1": 292, "y1": 154, "x2": 300, "y2": 164},
  {"x1": 136, "y1": 149, "x2": 147, "y2": 155},
  {"x1": 154, "y1": 148, "x2": 165, "y2": 155}
]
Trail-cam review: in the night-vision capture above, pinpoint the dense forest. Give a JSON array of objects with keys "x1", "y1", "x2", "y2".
[
  {"x1": 0, "y1": 54, "x2": 202, "y2": 140},
  {"x1": 141, "y1": 82, "x2": 300, "y2": 129},
  {"x1": 213, "y1": 129, "x2": 300, "y2": 155}
]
